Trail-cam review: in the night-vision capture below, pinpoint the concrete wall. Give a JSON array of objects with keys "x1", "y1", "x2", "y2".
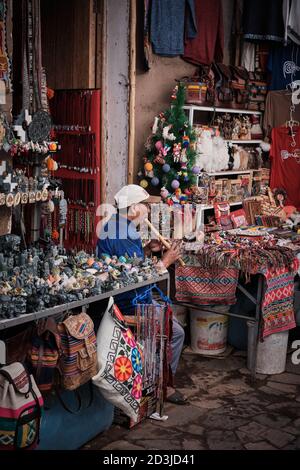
[
  {"x1": 102, "y1": 0, "x2": 130, "y2": 203},
  {"x1": 133, "y1": 0, "x2": 234, "y2": 184}
]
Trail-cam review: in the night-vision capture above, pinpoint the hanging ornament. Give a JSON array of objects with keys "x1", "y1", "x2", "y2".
[
  {"x1": 180, "y1": 162, "x2": 187, "y2": 171},
  {"x1": 162, "y1": 163, "x2": 170, "y2": 173},
  {"x1": 155, "y1": 141, "x2": 163, "y2": 152},
  {"x1": 151, "y1": 177, "x2": 160, "y2": 187},
  {"x1": 140, "y1": 179, "x2": 149, "y2": 189},
  {"x1": 192, "y1": 166, "x2": 200, "y2": 174},
  {"x1": 154, "y1": 153, "x2": 165, "y2": 165},
  {"x1": 52, "y1": 229, "x2": 60, "y2": 241},
  {"x1": 171, "y1": 86, "x2": 178, "y2": 100},
  {"x1": 160, "y1": 187, "x2": 170, "y2": 199},
  {"x1": 163, "y1": 125, "x2": 176, "y2": 141},
  {"x1": 144, "y1": 162, "x2": 153, "y2": 172},
  {"x1": 173, "y1": 143, "x2": 181, "y2": 163},
  {"x1": 184, "y1": 176, "x2": 189, "y2": 182},
  {"x1": 171, "y1": 179, "x2": 180, "y2": 189},
  {"x1": 182, "y1": 135, "x2": 190, "y2": 148}
]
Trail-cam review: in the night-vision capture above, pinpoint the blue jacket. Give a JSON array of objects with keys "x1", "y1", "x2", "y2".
[{"x1": 96, "y1": 214, "x2": 151, "y2": 314}]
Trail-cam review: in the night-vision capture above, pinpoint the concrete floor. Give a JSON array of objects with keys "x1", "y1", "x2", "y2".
[{"x1": 83, "y1": 349, "x2": 300, "y2": 451}]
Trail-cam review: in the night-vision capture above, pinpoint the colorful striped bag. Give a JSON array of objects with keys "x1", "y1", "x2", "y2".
[
  {"x1": 58, "y1": 312, "x2": 99, "y2": 391},
  {"x1": 0, "y1": 362, "x2": 43, "y2": 450}
]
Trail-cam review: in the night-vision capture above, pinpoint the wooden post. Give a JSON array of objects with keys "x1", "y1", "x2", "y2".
[{"x1": 127, "y1": 0, "x2": 136, "y2": 184}]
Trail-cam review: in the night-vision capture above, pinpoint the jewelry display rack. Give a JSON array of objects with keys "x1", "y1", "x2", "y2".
[{"x1": 50, "y1": 90, "x2": 101, "y2": 253}]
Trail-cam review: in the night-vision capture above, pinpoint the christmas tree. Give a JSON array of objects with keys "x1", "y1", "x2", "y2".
[{"x1": 140, "y1": 84, "x2": 198, "y2": 204}]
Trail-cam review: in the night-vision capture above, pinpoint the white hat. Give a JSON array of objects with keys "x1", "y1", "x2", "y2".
[{"x1": 114, "y1": 184, "x2": 150, "y2": 209}]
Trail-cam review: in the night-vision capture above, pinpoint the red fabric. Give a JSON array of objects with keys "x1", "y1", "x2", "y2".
[
  {"x1": 270, "y1": 127, "x2": 300, "y2": 210},
  {"x1": 183, "y1": 0, "x2": 224, "y2": 66}
]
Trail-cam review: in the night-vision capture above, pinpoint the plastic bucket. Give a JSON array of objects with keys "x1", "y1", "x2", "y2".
[
  {"x1": 172, "y1": 304, "x2": 188, "y2": 327},
  {"x1": 247, "y1": 322, "x2": 289, "y2": 374},
  {"x1": 190, "y1": 307, "x2": 229, "y2": 355}
]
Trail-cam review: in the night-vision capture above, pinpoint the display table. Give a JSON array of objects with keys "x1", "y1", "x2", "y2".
[
  {"x1": 0, "y1": 274, "x2": 169, "y2": 450},
  {"x1": 174, "y1": 238, "x2": 299, "y2": 380}
]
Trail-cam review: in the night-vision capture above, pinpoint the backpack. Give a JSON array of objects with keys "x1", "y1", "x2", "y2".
[
  {"x1": 0, "y1": 362, "x2": 43, "y2": 450},
  {"x1": 26, "y1": 318, "x2": 61, "y2": 394},
  {"x1": 57, "y1": 312, "x2": 99, "y2": 391},
  {"x1": 247, "y1": 71, "x2": 267, "y2": 111}
]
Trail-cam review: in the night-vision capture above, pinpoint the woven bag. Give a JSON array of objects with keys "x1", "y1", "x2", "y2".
[
  {"x1": 58, "y1": 312, "x2": 99, "y2": 391},
  {"x1": 0, "y1": 362, "x2": 43, "y2": 450}
]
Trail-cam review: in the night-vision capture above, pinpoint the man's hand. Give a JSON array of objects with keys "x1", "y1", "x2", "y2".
[
  {"x1": 144, "y1": 239, "x2": 163, "y2": 257},
  {"x1": 161, "y1": 240, "x2": 182, "y2": 268}
]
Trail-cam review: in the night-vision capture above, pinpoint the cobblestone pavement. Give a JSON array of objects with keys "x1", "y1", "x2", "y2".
[{"x1": 82, "y1": 350, "x2": 300, "y2": 451}]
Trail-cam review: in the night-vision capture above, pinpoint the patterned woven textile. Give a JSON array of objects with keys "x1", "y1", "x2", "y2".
[
  {"x1": 175, "y1": 256, "x2": 239, "y2": 305},
  {"x1": 261, "y1": 264, "x2": 297, "y2": 339}
]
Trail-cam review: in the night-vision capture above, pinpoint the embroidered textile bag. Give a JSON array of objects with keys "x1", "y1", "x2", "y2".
[
  {"x1": 92, "y1": 297, "x2": 143, "y2": 421},
  {"x1": 58, "y1": 312, "x2": 98, "y2": 391},
  {"x1": 0, "y1": 362, "x2": 43, "y2": 450},
  {"x1": 26, "y1": 318, "x2": 61, "y2": 394}
]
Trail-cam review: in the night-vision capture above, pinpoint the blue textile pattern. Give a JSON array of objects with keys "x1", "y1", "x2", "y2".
[
  {"x1": 150, "y1": 0, "x2": 197, "y2": 56},
  {"x1": 97, "y1": 214, "x2": 151, "y2": 314}
]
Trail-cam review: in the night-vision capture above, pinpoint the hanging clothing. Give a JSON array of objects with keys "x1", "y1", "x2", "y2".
[
  {"x1": 241, "y1": 43, "x2": 256, "y2": 72},
  {"x1": 268, "y1": 42, "x2": 300, "y2": 90},
  {"x1": 283, "y1": 0, "x2": 300, "y2": 45},
  {"x1": 182, "y1": 0, "x2": 224, "y2": 66},
  {"x1": 263, "y1": 89, "x2": 300, "y2": 134},
  {"x1": 270, "y1": 126, "x2": 300, "y2": 210},
  {"x1": 243, "y1": 0, "x2": 284, "y2": 43},
  {"x1": 150, "y1": 0, "x2": 197, "y2": 56}
]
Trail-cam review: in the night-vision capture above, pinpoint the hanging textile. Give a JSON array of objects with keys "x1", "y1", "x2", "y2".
[
  {"x1": 267, "y1": 42, "x2": 300, "y2": 91},
  {"x1": 183, "y1": 0, "x2": 224, "y2": 66},
  {"x1": 175, "y1": 257, "x2": 239, "y2": 305},
  {"x1": 263, "y1": 90, "x2": 300, "y2": 134},
  {"x1": 283, "y1": 0, "x2": 300, "y2": 46},
  {"x1": 243, "y1": 0, "x2": 284, "y2": 43},
  {"x1": 270, "y1": 126, "x2": 300, "y2": 210},
  {"x1": 150, "y1": 0, "x2": 197, "y2": 56},
  {"x1": 0, "y1": 0, "x2": 12, "y2": 93},
  {"x1": 135, "y1": 303, "x2": 172, "y2": 412},
  {"x1": 261, "y1": 263, "x2": 297, "y2": 338}
]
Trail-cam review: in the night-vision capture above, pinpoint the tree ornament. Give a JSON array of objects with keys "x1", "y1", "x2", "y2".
[
  {"x1": 163, "y1": 125, "x2": 176, "y2": 141},
  {"x1": 140, "y1": 179, "x2": 148, "y2": 189},
  {"x1": 154, "y1": 154, "x2": 165, "y2": 165},
  {"x1": 192, "y1": 166, "x2": 200, "y2": 174},
  {"x1": 162, "y1": 163, "x2": 170, "y2": 173},
  {"x1": 173, "y1": 143, "x2": 181, "y2": 162},
  {"x1": 52, "y1": 229, "x2": 60, "y2": 241},
  {"x1": 160, "y1": 187, "x2": 170, "y2": 199},
  {"x1": 144, "y1": 162, "x2": 153, "y2": 172},
  {"x1": 151, "y1": 177, "x2": 160, "y2": 186},
  {"x1": 155, "y1": 141, "x2": 163, "y2": 152},
  {"x1": 171, "y1": 179, "x2": 180, "y2": 189},
  {"x1": 182, "y1": 135, "x2": 190, "y2": 148}
]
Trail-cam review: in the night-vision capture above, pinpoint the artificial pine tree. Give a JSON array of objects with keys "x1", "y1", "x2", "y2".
[{"x1": 140, "y1": 84, "x2": 199, "y2": 203}]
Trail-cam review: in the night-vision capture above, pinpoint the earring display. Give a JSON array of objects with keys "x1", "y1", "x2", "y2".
[{"x1": 50, "y1": 89, "x2": 101, "y2": 252}]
